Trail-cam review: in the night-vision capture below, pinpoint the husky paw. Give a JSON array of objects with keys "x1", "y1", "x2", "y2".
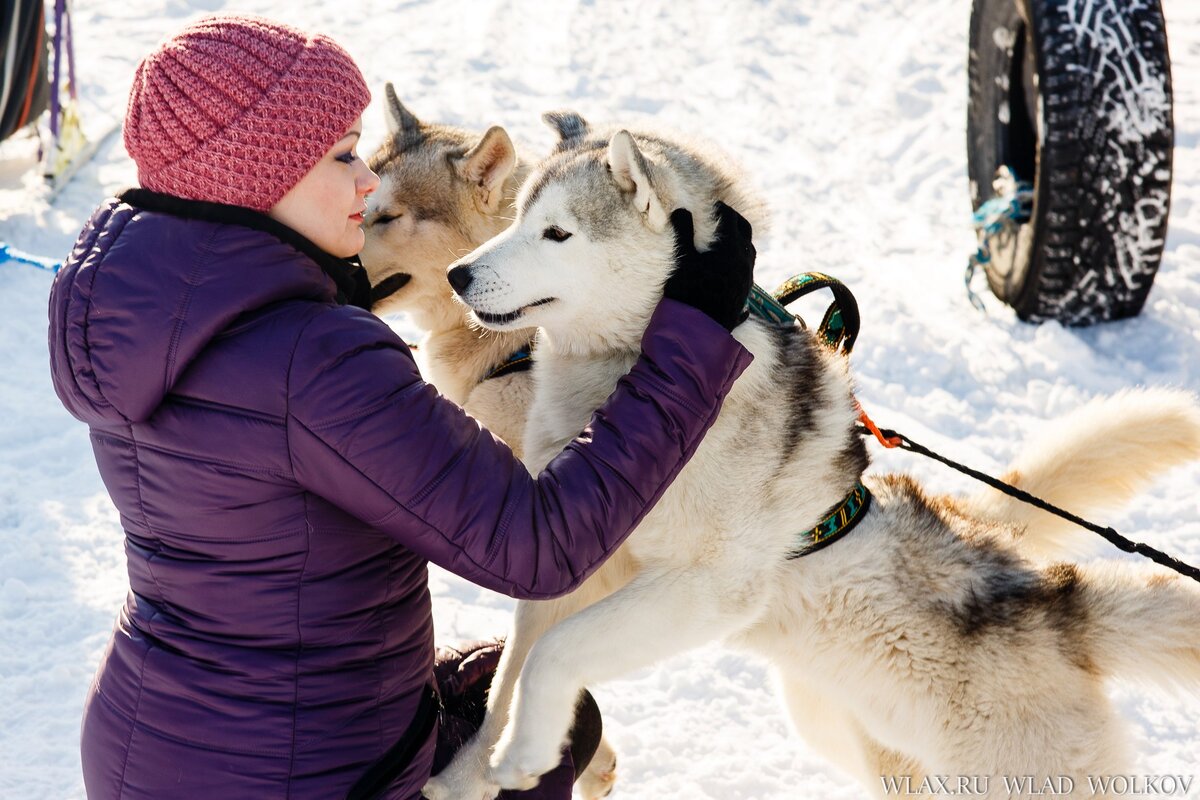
[
  {"x1": 488, "y1": 738, "x2": 562, "y2": 792},
  {"x1": 421, "y1": 759, "x2": 499, "y2": 800},
  {"x1": 420, "y1": 775, "x2": 449, "y2": 800},
  {"x1": 577, "y1": 740, "x2": 618, "y2": 799}
]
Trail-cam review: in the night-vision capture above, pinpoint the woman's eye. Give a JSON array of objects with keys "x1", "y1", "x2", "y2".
[
  {"x1": 335, "y1": 151, "x2": 358, "y2": 165},
  {"x1": 542, "y1": 226, "x2": 572, "y2": 242}
]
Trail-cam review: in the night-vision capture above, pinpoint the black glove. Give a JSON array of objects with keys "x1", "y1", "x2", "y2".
[{"x1": 663, "y1": 201, "x2": 755, "y2": 331}]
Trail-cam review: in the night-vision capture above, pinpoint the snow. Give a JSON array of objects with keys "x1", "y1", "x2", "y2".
[{"x1": 2, "y1": 0, "x2": 1199, "y2": 797}]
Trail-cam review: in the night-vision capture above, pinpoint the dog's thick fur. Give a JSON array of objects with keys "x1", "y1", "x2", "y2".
[
  {"x1": 360, "y1": 86, "x2": 536, "y2": 453},
  {"x1": 426, "y1": 113, "x2": 1200, "y2": 800}
]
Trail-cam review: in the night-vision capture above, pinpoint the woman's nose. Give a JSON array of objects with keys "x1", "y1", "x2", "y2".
[{"x1": 359, "y1": 165, "x2": 381, "y2": 195}]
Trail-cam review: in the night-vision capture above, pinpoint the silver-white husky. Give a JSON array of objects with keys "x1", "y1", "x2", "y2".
[
  {"x1": 361, "y1": 93, "x2": 620, "y2": 797},
  {"x1": 425, "y1": 112, "x2": 1200, "y2": 800}
]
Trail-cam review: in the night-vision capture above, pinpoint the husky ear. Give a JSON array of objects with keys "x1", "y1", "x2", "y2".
[
  {"x1": 608, "y1": 131, "x2": 668, "y2": 231},
  {"x1": 457, "y1": 126, "x2": 517, "y2": 213},
  {"x1": 542, "y1": 110, "x2": 589, "y2": 145},
  {"x1": 384, "y1": 83, "x2": 421, "y2": 135}
]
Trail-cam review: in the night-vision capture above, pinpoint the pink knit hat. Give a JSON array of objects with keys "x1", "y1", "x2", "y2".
[{"x1": 124, "y1": 15, "x2": 370, "y2": 211}]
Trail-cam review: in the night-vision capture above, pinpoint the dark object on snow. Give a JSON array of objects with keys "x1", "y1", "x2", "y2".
[
  {"x1": 859, "y1": 423, "x2": 1200, "y2": 584},
  {"x1": 967, "y1": 0, "x2": 1174, "y2": 325},
  {"x1": 1, "y1": 0, "x2": 50, "y2": 143}
]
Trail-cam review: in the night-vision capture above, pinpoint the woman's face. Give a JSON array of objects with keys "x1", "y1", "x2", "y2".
[{"x1": 269, "y1": 118, "x2": 381, "y2": 258}]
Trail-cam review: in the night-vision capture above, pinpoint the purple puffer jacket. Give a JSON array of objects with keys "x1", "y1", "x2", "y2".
[{"x1": 48, "y1": 195, "x2": 751, "y2": 800}]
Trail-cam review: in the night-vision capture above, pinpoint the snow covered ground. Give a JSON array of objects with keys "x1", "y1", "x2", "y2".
[{"x1": 2, "y1": 0, "x2": 1199, "y2": 797}]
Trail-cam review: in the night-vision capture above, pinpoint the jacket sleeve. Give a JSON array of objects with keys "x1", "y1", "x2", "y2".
[{"x1": 285, "y1": 299, "x2": 752, "y2": 600}]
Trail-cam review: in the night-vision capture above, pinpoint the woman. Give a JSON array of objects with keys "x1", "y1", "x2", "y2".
[{"x1": 48, "y1": 14, "x2": 755, "y2": 800}]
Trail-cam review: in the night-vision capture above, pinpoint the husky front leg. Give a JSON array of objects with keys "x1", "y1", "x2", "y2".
[
  {"x1": 424, "y1": 554, "x2": 632, "y2": 800},
  {"x1": 421, "y1": 601, "x2": 585, "y2": 800},
  {"x1": 490, "y1": 564, "x2": 772, "y2": 790}
]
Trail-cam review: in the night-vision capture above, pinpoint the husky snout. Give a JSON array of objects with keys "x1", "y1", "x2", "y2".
[
  {"x1": 445, "y1": 255, "x2": 559, "y2": 330},
  {"x1": 447, "y1": 264, "x2": 473, "y2": 296}
]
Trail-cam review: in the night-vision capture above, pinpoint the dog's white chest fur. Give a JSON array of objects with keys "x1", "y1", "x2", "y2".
[{"x1": 523, "y1": 320, "x2": 861, "y2": 571}]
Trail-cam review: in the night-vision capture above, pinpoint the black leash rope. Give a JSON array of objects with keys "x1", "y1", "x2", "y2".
[{"x1": 857, "y1": 425, "x2": 1200, "y2": 584}]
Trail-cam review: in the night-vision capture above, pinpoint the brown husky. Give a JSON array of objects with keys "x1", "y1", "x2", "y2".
[{"x1": 359, "y1": 85, "x2": 537, "y2": 454}]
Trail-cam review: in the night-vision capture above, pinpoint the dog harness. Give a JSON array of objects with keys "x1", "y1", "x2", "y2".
[{"x1": 747, "y1": 272, "x2": 873, "y2": 558}]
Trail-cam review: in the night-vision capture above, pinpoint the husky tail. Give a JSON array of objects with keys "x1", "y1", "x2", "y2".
[
  {"x1": 1073, "y1": 561, "x2": 1200, "y2": 692},
  {"x1": 964, "y1": 389, "x2": 1200, "y2": 559}
]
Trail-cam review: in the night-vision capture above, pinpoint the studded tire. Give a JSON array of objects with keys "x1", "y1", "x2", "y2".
[{"x1": 967, "y1": 0, "x2": 1174, "y2": 325}]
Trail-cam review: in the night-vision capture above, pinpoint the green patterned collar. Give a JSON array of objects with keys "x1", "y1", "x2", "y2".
[{"x1": 787, "y1": 482, "x2": 872, "y2": 559}]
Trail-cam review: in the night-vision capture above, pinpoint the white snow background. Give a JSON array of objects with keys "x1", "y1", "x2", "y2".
[{"x1": 2, "y1": 0, "x2": 1199, "y2": 797}]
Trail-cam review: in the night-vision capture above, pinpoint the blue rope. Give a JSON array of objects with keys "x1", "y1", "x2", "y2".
[
  {"x1": 965, "y1": 170, "x2": 1033, "y2": 312},
  {"x1": 0, "y1": 242, "x2": 62, "y2": 273}
]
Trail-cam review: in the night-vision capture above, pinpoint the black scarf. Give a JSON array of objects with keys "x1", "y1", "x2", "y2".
[{"x1": 117, "y1": 188, "x2": 374, "y2": 310}]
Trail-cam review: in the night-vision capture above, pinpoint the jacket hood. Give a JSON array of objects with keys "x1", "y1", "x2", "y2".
[{"x1": 48, "y1": 192, "x2": 368, "y2": 425}]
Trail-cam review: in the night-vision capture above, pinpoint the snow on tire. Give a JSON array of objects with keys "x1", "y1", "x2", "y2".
[{"x1": 967, "y1": 0, "x2": 1174, "y2": 325}]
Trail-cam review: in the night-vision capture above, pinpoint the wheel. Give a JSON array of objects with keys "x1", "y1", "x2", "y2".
[
  {"x1": 967, "y1": 0, "x2": 1174, "y2": 325},
  {"x1": 0, "y1": 0, "x2": 50, "y2": 143}
]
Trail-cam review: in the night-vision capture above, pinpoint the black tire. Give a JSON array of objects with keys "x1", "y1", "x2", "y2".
[
  {"x1": 1, "y1": 0, "x2": 50, "y2": 143},
  {"x1": 967, "y1": 0, "x2": 1174, "y2": 325}
]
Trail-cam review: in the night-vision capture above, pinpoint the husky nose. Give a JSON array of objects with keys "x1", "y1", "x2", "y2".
[{"x1": 447, "y1": 265, "x2": 473, "y2": 295}]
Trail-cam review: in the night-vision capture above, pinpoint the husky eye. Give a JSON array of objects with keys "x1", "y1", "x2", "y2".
[
  {"x1": 374, "y1": 212, "x2": 402, "y2": 226},
  {"x1": 542, "y1": 225, "x2": 572, "y2": 242}
]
